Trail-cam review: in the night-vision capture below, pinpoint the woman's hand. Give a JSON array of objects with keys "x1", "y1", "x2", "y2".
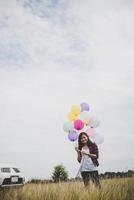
[
  {"x1": 81, "y1": 150, "x2": 89, "y2": 156},
  {"x1": 75, "y1": 147, "x2": 81, "y2": 153}
]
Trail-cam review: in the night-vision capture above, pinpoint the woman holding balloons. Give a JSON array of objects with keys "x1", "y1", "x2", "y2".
[
  {"x1": 75, "y1": 132, "x2": 101, "y2": 188},
  {"x1": 63, "y1": 102, "x2": 103, "y2": 188}
]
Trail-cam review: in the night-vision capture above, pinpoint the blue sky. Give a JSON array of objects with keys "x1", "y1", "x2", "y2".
[{"x1": 0, "y1": 0, "x2": 134, "y2": 179}]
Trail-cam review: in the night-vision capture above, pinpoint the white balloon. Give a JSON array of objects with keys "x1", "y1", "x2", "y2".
[
  {"x1": 79, "y1": 111, "x2": 90, "y2": 121},
  {"x1": 93, "y1": 134, "x2": 104, "y2": 144},
  {"x1": 90, "y1": 117, "x2": 100, "y2": 128},
  {"x1": 63, "y1": 121, "x2": 74, "y2": 132}
]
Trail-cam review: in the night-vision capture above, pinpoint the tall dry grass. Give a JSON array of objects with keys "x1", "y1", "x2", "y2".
[{"x1": 0, "y1": 177, "x2": 134, "y2": 200}]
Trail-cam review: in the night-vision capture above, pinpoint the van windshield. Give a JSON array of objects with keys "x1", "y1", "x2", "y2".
[
  {"x1": 1, "y1": 168, "x2": 10, "y2": 173},
  {"x1": 13, "y1": 168, "x2": 20, "y2": 173}
]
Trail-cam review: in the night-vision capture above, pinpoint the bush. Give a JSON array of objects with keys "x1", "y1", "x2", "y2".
[{"x1": 52, "y1": 164, "x2": 68, "y2": 182}]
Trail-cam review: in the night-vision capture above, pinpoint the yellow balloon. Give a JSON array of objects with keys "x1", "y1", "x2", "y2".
[
  {"x1": 68, "y1": 112, "x2": 77, "y2": 121},
  {"x1": 71, "y1": 105, "x2": 81, "y2": 116}
]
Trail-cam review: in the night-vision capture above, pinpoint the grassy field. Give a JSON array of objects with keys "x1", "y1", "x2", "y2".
[{"x1": 0, "y1": 177, "x2": 134, "y2": 200}]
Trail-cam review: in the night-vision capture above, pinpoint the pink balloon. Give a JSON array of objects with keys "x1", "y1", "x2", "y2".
[
  {"x1": 74, "y1": 119, "x2": 84, "y2": 130},
  {"x1": 86, "y1": 128, "x2": 95, "y2": 137}
]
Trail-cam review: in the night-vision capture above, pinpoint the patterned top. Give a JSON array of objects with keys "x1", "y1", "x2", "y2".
[
  {"x1": 78, "y1": 143, "x2": 99, "y2": 167},
  {"x1": 80, "y1": 147, "x2": 97, "y2": 172}
]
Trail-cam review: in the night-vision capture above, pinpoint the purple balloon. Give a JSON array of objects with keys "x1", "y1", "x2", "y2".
[
  {"x1": 80, "y1": 102, "x2": 90, "y2": 112},
  {"x1": 68, "y1": 131, "x2": 78, "y2": 142}
]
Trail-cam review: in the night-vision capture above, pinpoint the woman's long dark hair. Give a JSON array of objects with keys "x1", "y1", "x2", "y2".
[{"x1": 78, "y1": 132, "x2": 93, "y2": 150}]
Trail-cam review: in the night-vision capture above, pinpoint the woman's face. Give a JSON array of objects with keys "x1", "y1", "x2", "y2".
[{"x1": 80, "y1": 134, "x2": 89, "y2": 144}]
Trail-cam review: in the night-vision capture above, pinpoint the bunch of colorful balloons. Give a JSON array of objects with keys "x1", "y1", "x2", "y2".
[{"x1": 63, "y1": 102, "x2": 104, "y2": 145}]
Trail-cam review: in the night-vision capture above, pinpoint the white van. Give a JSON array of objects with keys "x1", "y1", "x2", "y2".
[{"x1": 0, "y1": 163, "x2": 25, "y2": 187}]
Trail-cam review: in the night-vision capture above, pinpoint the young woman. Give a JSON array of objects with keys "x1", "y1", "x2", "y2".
[{"x1": 75, "y1": 132, "x2": 101, "y2": 188}]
